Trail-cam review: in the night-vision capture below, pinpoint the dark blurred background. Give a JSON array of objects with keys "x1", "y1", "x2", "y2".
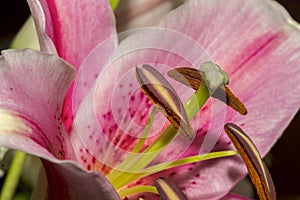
[{"x1": 0, "y1": 0, "x2": 299, "y2": 199}]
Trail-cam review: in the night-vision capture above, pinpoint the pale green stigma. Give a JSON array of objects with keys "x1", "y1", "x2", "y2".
[{"x1": 199, "y1": 61, "x2": 229, "y2": 90}]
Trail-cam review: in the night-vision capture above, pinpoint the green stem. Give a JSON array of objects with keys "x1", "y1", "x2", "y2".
[{"x1": 0, "y1": 151, "x2": 27, "y2": 200}]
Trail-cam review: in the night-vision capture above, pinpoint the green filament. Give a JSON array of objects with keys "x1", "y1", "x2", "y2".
[
  {"x1": 108, "y1": 108, "x2": 156, "y2": 181},
  {"x1": 132, "y1": 107, "x2": 157, "y2": 154},
  {"x1": 113, "y1": 150, "x2": 237, "y2": 189},
  {"x1": 142, "y1": 150, "x2": 237, "y2": 174},
  {"x1": 118, "y1": 186, "x2": 158, "y2": 198}
]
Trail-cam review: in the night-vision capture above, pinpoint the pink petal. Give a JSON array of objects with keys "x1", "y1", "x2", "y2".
[
  {"x1": 0, "y1": 49, "x2": 75, "y2": 160},
  {"x1": 36, "y1": 159, "x2": 120, "y2": 200},
  {"x1": 72, "y1": 35, "x2": 117, "y2": 114},
  {"x1": 27, "y1": 0, "x2": 118, "y2": 130},
  {"x1": 27, "y1": 0, "x2": 116, "y2": 68}
]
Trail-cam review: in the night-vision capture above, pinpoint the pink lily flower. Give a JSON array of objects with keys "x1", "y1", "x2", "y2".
[{"x1": 0, "y1": 0, "x2": 300, "y2": 199}]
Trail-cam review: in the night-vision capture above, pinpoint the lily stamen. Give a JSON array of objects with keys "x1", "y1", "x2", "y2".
[
  {"x1": 167, "y1": 62, "x2": 247, "y2": 115},
  {"x1": 224, "y1": 123, "x2": 276, "y2": 200},
  {"x1": 108, "y1": 63, "x2": 239, "y2": 192},
  {"x1": 136, "y1": 64, "x2": 194, "y2": 140}
]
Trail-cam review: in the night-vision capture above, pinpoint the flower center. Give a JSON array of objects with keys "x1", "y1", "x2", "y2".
[{"x1": 105, "y1": 62, "x2": 245, "y2": 198}]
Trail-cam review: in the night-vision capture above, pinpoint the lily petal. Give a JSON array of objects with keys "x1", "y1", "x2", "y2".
[
  {"x1": 0, "y1": 49, "x2": 75, "y2": 160},
  {"x1": 27, "y1": 0, "x2": 118, "y2": 129},
  {"x1": 40, "y1": 159, "x2": 120, "y2": 200},
  {"x1": 27, "y1": 0, "x2": 116, "y2": 68}
]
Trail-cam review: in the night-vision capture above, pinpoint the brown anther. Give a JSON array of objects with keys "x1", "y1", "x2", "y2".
[
  {"x1": 136, "y1": 65, "x2": 194, "y2": 140},
  {"x1": 213, "y1": 85, "x2": 247, "y2": 115},
  {"x1": 167, "y1": 67, "x2": 247, "y2": 115},
  {"x1": 224, "y1": 123, "x2": 276, "y2": 200}
]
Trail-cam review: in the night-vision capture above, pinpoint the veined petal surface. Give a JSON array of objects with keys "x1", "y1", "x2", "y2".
[
  {"x1": 0, "y1": 49, "x2": 75, "y2": 160},
  {"x1": 27, "y1": 0, "x2": 118, "y2": 129},
  {"x1": 27, "y1": 0, "x2": 116, "y2": 68}
]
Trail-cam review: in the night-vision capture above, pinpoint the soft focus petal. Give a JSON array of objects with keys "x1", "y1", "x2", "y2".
[
  {"x1": 11, "y1": 16, "x2": 40, "y2": 50},
  {"x1": 40, "y1": 159, "x2": 120, "y2": 200},
  {"x1": 0, "y1": 49, "x2": 75, "y2": 160},
  {"x1": 113, "y1": 0, "x2": 300, "y2": 199},
  {"x1": 116, "y1": 0, "x2": 185, "y2": 31}
]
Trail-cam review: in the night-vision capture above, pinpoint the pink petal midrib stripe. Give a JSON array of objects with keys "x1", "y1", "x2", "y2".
[
  {"x1": 229, "y1": 31, "x2": 285, "y2": 77},
  {"x1": 47, "y1": 0, "x2": 64, "y2": 58}
]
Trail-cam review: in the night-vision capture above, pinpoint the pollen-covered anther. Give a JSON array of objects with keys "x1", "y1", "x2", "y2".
[
  {"x1": 135, "y1": 64, "x2": 194, "y2": 140},
  {"x1": 167, "y1": 62, "x2": 247, "y2": 115}
]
